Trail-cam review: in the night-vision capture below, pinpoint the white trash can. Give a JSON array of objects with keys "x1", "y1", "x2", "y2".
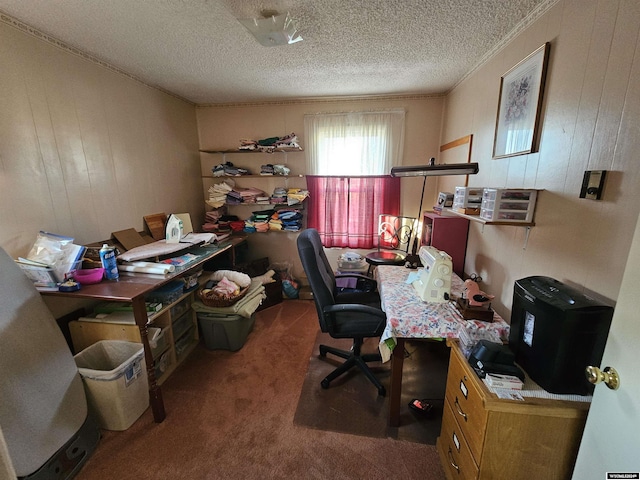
[{"x1": 74, "y1": 340, "x2": 149, "y2": 431}]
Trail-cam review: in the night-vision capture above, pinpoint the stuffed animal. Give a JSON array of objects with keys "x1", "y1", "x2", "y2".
[{"x1": 464, "y1": 279, "x2": 495, "y2": 307}]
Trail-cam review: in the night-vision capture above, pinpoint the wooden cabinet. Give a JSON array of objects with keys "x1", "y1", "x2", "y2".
[
  {"x1": 69, "y1": 290, "x2": 199, "y2": 385},
  {"x1": 421, "y1": 212, "x2": 469, "y2": 277},
  {"x1": 437, "y1": 341, "x2": 589, "y2": 480}
]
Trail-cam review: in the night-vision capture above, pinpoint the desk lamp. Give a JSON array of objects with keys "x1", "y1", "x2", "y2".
[{"x1": 390, "y1": 159, "x2": 479, "y2": 268}]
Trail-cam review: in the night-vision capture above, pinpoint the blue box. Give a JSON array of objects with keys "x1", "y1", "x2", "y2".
[{"x1": 146, "y1": 280, "x2": 184, "y2": 305}]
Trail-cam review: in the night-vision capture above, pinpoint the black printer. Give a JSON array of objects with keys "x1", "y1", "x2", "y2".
[{"x1": 509, "y1": 276, "x2": 613, "y2": 395}]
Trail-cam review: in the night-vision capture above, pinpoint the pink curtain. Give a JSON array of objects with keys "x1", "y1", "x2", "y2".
[{"x1": 306, "y1": 176, "x2": 401, "y2": 248}]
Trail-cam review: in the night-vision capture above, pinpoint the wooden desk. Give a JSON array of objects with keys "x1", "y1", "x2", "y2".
[
  {"x1": 374, "y1": 266, "x2": 510, "y2": 427},
  {"x1": 42, "y1": 241, "x2": 239, "y2": 423}
]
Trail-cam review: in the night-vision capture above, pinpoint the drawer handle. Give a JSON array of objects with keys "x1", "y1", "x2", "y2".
[
  {"x1": 454, "y1": 396, "x2": 468, "y2": 421},
  {"x1": 447, "y1": 447, "x2": 460, "y2": 472}
]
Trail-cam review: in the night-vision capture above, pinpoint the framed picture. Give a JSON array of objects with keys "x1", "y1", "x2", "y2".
[{"x1": 493, "y1": 43, "x2": 550, "y2": 159}]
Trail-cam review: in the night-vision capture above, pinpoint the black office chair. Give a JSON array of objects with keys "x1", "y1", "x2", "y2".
[
  {"x1": 365, "y1": 214, "x2": 416, "y2": 276},
  {"x1": 297, "y1": 228, "x2": 387, "y2": 396}
]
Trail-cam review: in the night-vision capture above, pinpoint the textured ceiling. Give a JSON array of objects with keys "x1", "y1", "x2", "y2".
[{"x1": 0, "y1": 0, "x2": 553, "y2": 105}]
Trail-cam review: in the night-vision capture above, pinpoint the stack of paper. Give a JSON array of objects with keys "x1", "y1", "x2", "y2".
[{"x1": 483, "y1": 373, "x2": 524, "y2": 390}]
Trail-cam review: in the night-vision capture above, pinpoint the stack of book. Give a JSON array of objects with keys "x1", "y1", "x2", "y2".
[{"x1": 482, "y1": 373, "x2": 524, "y2": 390}]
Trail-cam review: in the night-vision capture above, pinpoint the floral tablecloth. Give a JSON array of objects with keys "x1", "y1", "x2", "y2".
[{"x1": 375, "y1": 265, "x2": 510, "y2": 361}]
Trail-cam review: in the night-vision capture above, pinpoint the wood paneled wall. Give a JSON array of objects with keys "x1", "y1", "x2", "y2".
[
  {"x1": 0, "y1": 21, "x2": 200, "y2": 258},
  {"x1": 440, "y1": 0, "x2": 640, "y2": 313}
]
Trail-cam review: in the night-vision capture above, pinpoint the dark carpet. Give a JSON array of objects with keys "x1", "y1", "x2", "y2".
[
  {"x1": 293, "y1": 331, "x2": 451, "y2": 444},
  {"x1": 75, "y1": 300, "x2": 447, "y2": 479}
]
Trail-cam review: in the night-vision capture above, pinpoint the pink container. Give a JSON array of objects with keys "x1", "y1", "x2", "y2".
[{"x1": 74, "y1": 268, "x2": 105, "y2": 285}]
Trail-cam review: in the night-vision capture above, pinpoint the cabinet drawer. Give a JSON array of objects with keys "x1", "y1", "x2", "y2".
[
  {"x1": 445, "y1": 348, "x2": 488, "y2": 461},
  {"x1": 440, "y1": 399, "x2": 479, "y2": 480}
]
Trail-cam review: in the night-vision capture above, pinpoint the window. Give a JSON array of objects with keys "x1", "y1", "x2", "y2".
[
  {"x1": 305, "y1": 110, "x2": 405, "y2": 176},
  {"x1": 304, "y1": 110, "x2": 405, "y2": 248}
]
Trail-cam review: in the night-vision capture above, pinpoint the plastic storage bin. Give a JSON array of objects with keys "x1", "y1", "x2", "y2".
[
  {"x1": 153, "y1": 350, "x2": 173, "y2": 382},
  {"x1": 198, "y1": 312, "x2": 256, "y2": 351},
  {"x1": 175, "y1": 326, "x2": 197, "y2": 360},
  {"x1": 170, "y1": 296, "x2": 191, "y2": 319},
  {"x1": 453, "y1": 186, "x2": 484, "y2": 210},
  {"x1": 74, "y1": 340, "x2": 149, "y2": 431},
  {"x1": 146, "y1": 280, "x2": 184, "y2": 305},
  {"x1": 172, "y1": 310, "x2": 194, "y2": 340},
  {"x1": 148, "y1": 326, "x2": 169, "y2": 359},
  {"x1": 480, "y1": 188, "x2": 537, "y2": 223}
]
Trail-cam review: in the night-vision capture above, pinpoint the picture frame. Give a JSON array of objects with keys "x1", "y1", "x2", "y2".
[{"x1": 493, "y1": 43, "x2": 550, "y2": 159}]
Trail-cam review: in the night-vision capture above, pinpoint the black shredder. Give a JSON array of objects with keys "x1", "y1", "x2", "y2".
[{"x1": 508, "y1": 276, "x2": 614, "y2": 395}]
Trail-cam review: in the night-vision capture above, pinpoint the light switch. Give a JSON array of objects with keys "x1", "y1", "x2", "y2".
[{"x1": 580, "y1": 170, "x2": 606, "y2": 200}]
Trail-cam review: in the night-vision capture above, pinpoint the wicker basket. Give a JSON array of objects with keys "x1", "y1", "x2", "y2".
[{"x1": 198, "y1": 284, "x2": 249, "y2": 308}]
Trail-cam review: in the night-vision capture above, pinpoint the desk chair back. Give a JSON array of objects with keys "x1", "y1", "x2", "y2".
[
  {"x1": 297, "y1": 229, "x2": 387, "y2": 395},
  {"x1": 297, "y1": 228, "x2": 338, "y2": 332}
]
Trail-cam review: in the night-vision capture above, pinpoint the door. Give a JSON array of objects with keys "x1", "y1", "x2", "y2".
[{"x1": 571, "y1": 214, "x2": 640, "y2": 479}]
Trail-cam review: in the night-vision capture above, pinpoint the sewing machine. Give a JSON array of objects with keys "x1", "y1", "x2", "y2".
[{"x1": 412, "y1": 246, "x2": 453, "y2": 303}]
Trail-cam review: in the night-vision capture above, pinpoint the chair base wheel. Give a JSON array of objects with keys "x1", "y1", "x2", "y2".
[
  {"x1": 321, "y1": 379, "x2": 330, "y2": 389},
  {"x1": 378, "y1": 386, "x2": 386, "y2": 396}
]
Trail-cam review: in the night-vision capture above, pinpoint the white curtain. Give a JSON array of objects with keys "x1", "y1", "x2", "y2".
[{"x1": 304, "y1": 110, "x2": 405, "y2": 176}]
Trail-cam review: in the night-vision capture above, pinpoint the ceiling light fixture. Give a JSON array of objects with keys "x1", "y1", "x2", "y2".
[{"x1": 239, "y1": 11, "x2": 303, "y2": 47}]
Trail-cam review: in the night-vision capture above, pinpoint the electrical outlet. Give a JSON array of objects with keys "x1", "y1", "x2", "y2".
[{"x1": 580, "y1": 170, "x2": 606, "y2": 200}]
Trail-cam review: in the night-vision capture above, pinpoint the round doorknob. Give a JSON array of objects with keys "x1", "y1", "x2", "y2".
[{"x1": 585, "y1": 366, "x2": 620, "y2": 390}]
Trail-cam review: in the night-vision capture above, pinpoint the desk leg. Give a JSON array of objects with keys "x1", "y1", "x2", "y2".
[
  {"x1": 133, "y1": 296, "x2": 166, "y2": 423},
  {"x1": 388, "y1": 338, "x2": 405, "y2": 427}
]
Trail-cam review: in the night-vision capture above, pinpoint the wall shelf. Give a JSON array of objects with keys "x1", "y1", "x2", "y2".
[
  {"x1": 202, "y1": 174, "x2": 305, "y2": 179},
  {"x1": 200, "y1": 147, "x2": 303, "y2": 154},
  {"x1": 444, "y1": 208, "x2": 535, "y2": 227},
  {"x1": 218, "y1": 203, "x2": 305, "y2": 209},
  {"x1": 444, "y1": 208, "x2": 534, "y2": 250}
]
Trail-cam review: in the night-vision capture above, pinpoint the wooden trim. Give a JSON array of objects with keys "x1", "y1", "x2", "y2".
[
  {"x1": 440, "y1": 134, "x2": 473, "y2": 154},
  {"x1": 438, "y1": 134, "x2": 474, "y2": 187}
]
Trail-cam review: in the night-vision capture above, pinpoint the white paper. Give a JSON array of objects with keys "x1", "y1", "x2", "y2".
[{"x1": 118, "y1": 263, "x2": 174, "y2": 274}]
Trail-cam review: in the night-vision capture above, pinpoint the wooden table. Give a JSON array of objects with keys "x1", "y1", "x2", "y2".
[
  {"x1": 374, "y1": 265, "x2": 510, "y2": 427},
  {"x1": 41, "y1": 241, "x2": 239, "y2": 423}
]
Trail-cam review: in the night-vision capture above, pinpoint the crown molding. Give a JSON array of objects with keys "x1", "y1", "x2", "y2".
[{"x1": 196, "y1": 92, "x2": 445, "y2": 109}]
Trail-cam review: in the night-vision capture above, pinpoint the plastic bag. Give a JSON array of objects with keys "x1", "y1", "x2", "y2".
[
  {"x1": 269, "y1": 261, "x2": 300, "y2": 299},
  {"x1": 27, "y1": 231, "x2": 74, "y2": 266}
]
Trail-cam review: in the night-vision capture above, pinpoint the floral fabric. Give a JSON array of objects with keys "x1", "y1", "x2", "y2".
[{"x1": 375, "y1": 266, "x2": 510, "y2": 346}]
